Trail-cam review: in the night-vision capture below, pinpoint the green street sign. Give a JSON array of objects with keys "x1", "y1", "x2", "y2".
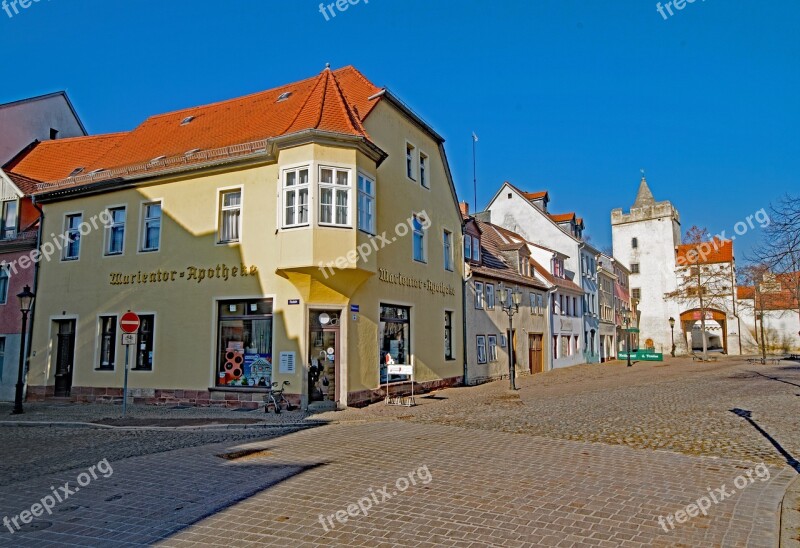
[{"x1": 617, "y1": 350, "x2": 663, "y2": 361}]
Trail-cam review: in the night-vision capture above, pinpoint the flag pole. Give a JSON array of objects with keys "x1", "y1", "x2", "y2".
[{"x1": 472, "y1": 132, "x2": 478, "y2": 210}]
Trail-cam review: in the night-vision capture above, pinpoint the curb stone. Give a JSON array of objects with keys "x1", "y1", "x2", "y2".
[
  {"x1": 0, "y1": 420, "x2": 330, "y2": 431},
  {"x1": 781, "y1": 474, "x2": 800, "y2": 547}
]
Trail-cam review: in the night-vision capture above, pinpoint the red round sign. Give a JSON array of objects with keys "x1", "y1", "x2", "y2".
[{"x1": 120, "y1": 312, "x2": 140, "y2": 334}]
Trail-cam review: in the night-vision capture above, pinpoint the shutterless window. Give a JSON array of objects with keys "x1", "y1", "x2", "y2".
[
  {"x1": 419, "y1": 152, "x2": 429, "y2": 188},
  {"x1": 283, "y1": 167, "x2": 309, "y2": 227},
  {"x1": 476, "y1": 335, "x2": 487, "y2": 364},
  {"x1": 357, "y1": 173, "x2": 375, "y2": 234},
  {"x1": 488, "y1": 335, "x2": 498, "y2": 362},
  {"x1": 218, "y1": 190, "x2": 241, "y2": 242},
  {"x1": 632, "y1": 288, "x2": 641, "y2": 300},
  {"x1": 486, "y1": 283, "x2": 495, "y2": 309},
  {"x1": 475, "y1": 281, "x2": 484, "y2": 309},
  {"x1": 631, "y1": 263, "x2": 640, "y2": 274},
  {"x1": 632, "y1": 237, "x2": 638, "y2": 249},
  {"x1": 472, "y1": 236, "x2": 480, "y2": 262},
  {"x1": 380, "y1": 304, "x2": 411, "y2": 384},
  {"x1": 1, "y1": 200, "x2": 17, "y2": 240},
  {"x1": 464, "y1": 236, "x2": 472, "y2": 260},
  {"x1": 319, "y1": 167, "x2": 350, "y2": 226},
  {"x1": 98, "y1": 316, "x2": 116, "y2": 370},
  {"x1": 105, "y1": 207, "x2": 126, "y2": 255},
  {"x1": 141, "y1": 202, "x2": 161, "y2": 251},
  {"x1": 444, "y1": 311, "x2": 453, "y2": 360},
  {"x1": 406, "y1": 143, "x2": 416, "y2": 180},
  {"x1": 0, "y1": 337, "x2": 4, "y2": 382},
  {"x1": 412, "y1": 214, "x2": 426, "y2": 262},
  {"x1": 443, "y1": 230, "x2": 453, "y2": 271},
  {"x1": 63, "y1": 213, "x2": 82, "y2": 260},
  {"x1": 0, "y1": 266, "x2": 8, "y2": 304},
  {"x1": 134, "y1": 315, "x2": 155, "y2": 371}
]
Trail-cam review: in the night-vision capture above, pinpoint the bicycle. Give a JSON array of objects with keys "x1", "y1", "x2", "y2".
[{"x1": 264, "y1": 381, "x2": 294, "y2": 414}]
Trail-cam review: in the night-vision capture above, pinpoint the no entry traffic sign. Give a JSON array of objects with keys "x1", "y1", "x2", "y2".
[{"x1": 120, "y1": 312, "x2": 140, "y2": 334}]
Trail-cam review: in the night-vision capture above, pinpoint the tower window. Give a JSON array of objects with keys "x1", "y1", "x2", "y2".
[{"x1": 632, "y1": 237, "x2": 638, "y2": 249}]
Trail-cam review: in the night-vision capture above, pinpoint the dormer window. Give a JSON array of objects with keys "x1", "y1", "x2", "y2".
[{"x1": 471, "y1": 235, "x2": 480, "y2": 264}]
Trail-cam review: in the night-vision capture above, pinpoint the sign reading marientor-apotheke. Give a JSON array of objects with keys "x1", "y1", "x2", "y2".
[
  {"x1": 378, "y1": 268, "x2": 456, "y2": 296},
  {"x1": 109, "y1": 264, "x2": 259, "y2": 286}
]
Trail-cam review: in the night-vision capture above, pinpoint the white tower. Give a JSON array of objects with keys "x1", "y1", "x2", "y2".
[{"x1": 611, "y1": 176, "x2": 685, "y2": 354}]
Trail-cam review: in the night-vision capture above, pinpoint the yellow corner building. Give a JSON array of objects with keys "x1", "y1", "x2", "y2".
[{"x1": 8, "y1": 66, "x2": 464, "y2": 409}]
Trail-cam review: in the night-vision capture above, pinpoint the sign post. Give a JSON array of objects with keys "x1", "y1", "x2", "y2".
[
  {"x1": 385, "y1": 364, "x2": 415, "y2": 407},
  {"x1": 119, "y1": 312, "x2": 140, "y2": 417}
]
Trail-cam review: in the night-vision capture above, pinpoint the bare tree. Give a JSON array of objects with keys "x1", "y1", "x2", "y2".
[
  {"x1": 665, "y1": 226, "x2": 736, "y2": 360},
  {"x1": 748, "y1": 195, "x2": 800, "y2": 330},
  {"x1": 738, "y1": 264, "x2": 770, "y2": 361}
]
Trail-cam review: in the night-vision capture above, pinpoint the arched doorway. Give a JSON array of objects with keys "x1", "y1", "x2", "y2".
[{"x1": 679, "y1": 309, "x2": 728, "y2": 354}]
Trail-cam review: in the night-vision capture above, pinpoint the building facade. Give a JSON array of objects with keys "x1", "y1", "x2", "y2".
[
  {"x1": 486, "y1": 182, "x2": 599, "y2": 366},
  {"x1": 11, "y1": 66, "x2": 464, "y2": 408},
  {"x1": 463, "y1": 209, "x2": 550, "y2": 384},
  {"x1": 597, "y1": 256, "x2": 616, "y2": 361},
  {"x1": 0, "y1": 92, "x2": 85, "y2": 401}
]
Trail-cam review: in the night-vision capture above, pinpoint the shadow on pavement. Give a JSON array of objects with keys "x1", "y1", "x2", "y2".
[{"x1": 730, "y1": 408, "x2": 800, "y2": 473}]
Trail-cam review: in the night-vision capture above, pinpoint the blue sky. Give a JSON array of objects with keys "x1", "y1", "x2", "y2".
[{"x1": 2, "y1": 0, "x2": 797, "y2": 258}]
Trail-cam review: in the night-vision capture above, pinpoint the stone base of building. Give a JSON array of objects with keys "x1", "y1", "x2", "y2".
[
  {"x1": 347, "y1": 376, "x2": 463, "y2": 408},
  {"x1": 27, "y1": 378, "x2": 463, "y2": 409},
  {"x1": 27, "y1": 385, "x2": 302, "y2": 410},
  {"x1": 467, "y1": 370, "x2": 533, "y2": 387}
]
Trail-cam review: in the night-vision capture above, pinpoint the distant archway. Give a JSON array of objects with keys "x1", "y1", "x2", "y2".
[{"x1": 679, "y1": 309, "x2": 728, "y2": 354}]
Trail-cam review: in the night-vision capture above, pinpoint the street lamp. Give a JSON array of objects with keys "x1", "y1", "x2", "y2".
[
  {"x1": 668, "y1": 317, "x2": 676, "y2": 357},
  {"x1": 499, "y1": 283, "x2": 523, "y2": 390},
  {"x1": 13, "y1": 285, "x2": 35, "y2": 415},
  {"x1": 623, "y1": 307, "x2": 632, "y2": 367}
]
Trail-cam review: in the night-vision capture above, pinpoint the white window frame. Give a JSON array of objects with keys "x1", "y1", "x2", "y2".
[
  {"x1": 419, "y1": 151, "x2": 429, "y2": 189},
  {"x1": 357, "y1": 172, "x2": 376, "y2": 234},
  {"x1": 1, "y1": 199, "x2": 18, "y2": 240},
  {"x1": 475, "y1": 281, "x2": 484, "y2": 309},
  {"x1": 319, "y1": 166, "x2": 351, "y2": 227},
  {"x1": 405, "y1": 141, "x2": 417, "y2": 181},
  {"x1": 443, "y1": 229, "x2": 453, "y2": 271},
  {"x1": 139, "y1": 200, "x2": 162, "y2": 252},
  {"x1": 488, "y1": 335, "x2": 498, "y2": 362},
  {"x1": 472, "y1": 236, "x2": 480, "y2": 263},
  {"x1": 282, "y1": 166, "x2": 310, "y2": 228},
  {"x1": 95, "y1": 314, "x2": 118, "y2": 370},
  {"x1": 104, "y1": 206, "x2": 126, "y2": 256},
  {"x1": 63, "y1": 212, "x2": 83, "y2": 261},
  {"x1": 486, "y1": 283, "x2": 495, "y2": 309},
  {"x1": 464, "y1": 235, "x2": 472, "y2": 260},
  {"x1": 476, "y1": 335, "x2": 487, "y2": 364},
  {"x1": 412, "y1": 213, "x2": 427, "y2": 263},
  {"x1": 217, "y1": 188, "x2": 242, "y2": 243},
  {"x1": 0, "y1": 265, "x2": 9, "y2": 304}
]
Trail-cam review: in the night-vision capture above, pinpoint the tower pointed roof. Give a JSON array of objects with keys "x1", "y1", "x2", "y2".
[{"x1": 633, "y1": 176, "x2": 656, "y2": 208}]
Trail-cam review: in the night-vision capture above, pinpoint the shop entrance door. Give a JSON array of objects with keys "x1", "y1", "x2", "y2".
[
  {"x1": 54, "y1": 320, "x2": 76, "y2": 397},
  {"x1": 308, "y1": 310, "x2": 340, "y2": 406},
  {"x1": 529, "y1": 333, "x2": 544, "y2": 374}
]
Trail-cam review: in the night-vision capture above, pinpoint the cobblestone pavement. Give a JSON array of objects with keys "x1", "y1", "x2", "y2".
[
  {"x1": 323, "y1": 356, "x2": 800, "y2": 467},
  {"x1": 0, "y1": 356, "x2": 797, "y2": 546},
  {"x1": 0, "y1": 422, "x2": 794, "y2": 547}
]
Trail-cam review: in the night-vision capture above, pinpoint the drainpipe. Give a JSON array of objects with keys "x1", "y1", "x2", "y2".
[{"x1": 461, "y1": 226, "x2": 469, "y2": 386}]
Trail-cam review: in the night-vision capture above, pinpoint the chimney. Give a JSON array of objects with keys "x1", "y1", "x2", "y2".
[{"x1": 459, "y1": 202, "x2": 469, "y2": 216}]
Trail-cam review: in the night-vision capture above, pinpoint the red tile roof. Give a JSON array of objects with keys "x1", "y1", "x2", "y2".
[
  {"x1": 8, "y1": 66, "x2": 384, "y2": 190},
  {"x1": 675, "y1": 238, "x2": 734, "y2": 265},
  {"x1": 522, "y1": 190, "x2": 548, "y2": 200},
  {"x1": 737, "y1": 272, "x2": 800, "y2": 310},
  {"x1": 4, "y1": 170, "x2": 42, "y2": 196},
  {"x1": 5, "y1": 133, "x2": 127, "y2": 182},
  {"x1": 470, "y1": 219, "x2": 549, "y2": 290},
  {"x1": 548, "y1": 212, "x2": 576, "y2": 223}
]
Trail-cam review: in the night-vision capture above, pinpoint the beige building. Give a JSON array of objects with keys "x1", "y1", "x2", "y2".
[
  {"x1": 463, "y1": 207, "x2": 550, "y2": 385},
  {"x1": 9, "y1": 66, "x2": 464, "y2": 409}
]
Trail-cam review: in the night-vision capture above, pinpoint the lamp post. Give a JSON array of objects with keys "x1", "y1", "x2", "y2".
[
  {"x1": 12, "y1": 285, "x2": 35, "y2": 415},
  {"x1": 499, "y1": 283, "x2": 523, "y2": 390},
  {"x1": 669, "y1": 317, "x2": 676, "y2": 357},
  {"x1": 623, "y1": 308, "x2": 632, "y2": 367}
]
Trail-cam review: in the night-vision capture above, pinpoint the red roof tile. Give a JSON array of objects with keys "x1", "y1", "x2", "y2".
[
  {"x1": 4, "y1": 170, "x2": 42, "y2": 196},
  {"x1": 9, "y1": 66, "x2": 383, "y2": 189},
  {"x1": 548, "y1": 212, "x2": 576, "y2": 223},
  {"x1": 522, "y1": 190, "x2": 548, "y2": 200},
  {"x1": 676, "y1": 238, "x2": 734, "y2": 265}
]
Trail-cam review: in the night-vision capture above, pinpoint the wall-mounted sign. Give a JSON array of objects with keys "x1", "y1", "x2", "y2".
[
  {"x1": 109, "y1": 264, "x2": 258, "y2": 286},
  {"x1": 378, "y1": 269, "x2": 456, "y2": 296},
  {"x1": 350, "y1": 304, "x2": 360, "y2": 312},
  {"x1": 288, "y1": 299, "x2": 300, "y2": 305},
  {"x1": 279, "y1": 352, "x2": 296, "y2": 374}
]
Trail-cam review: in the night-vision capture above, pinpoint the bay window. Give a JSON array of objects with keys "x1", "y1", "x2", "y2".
[
  {"x1": 357, "y1": 173, "x2": 375, "y2": 234},
  {"x1": 319, "y1": 167, "x2": 350, "y2": 226},
  {"x1": 283, "y1": 167, "x2": 309, "y2": 227}
]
